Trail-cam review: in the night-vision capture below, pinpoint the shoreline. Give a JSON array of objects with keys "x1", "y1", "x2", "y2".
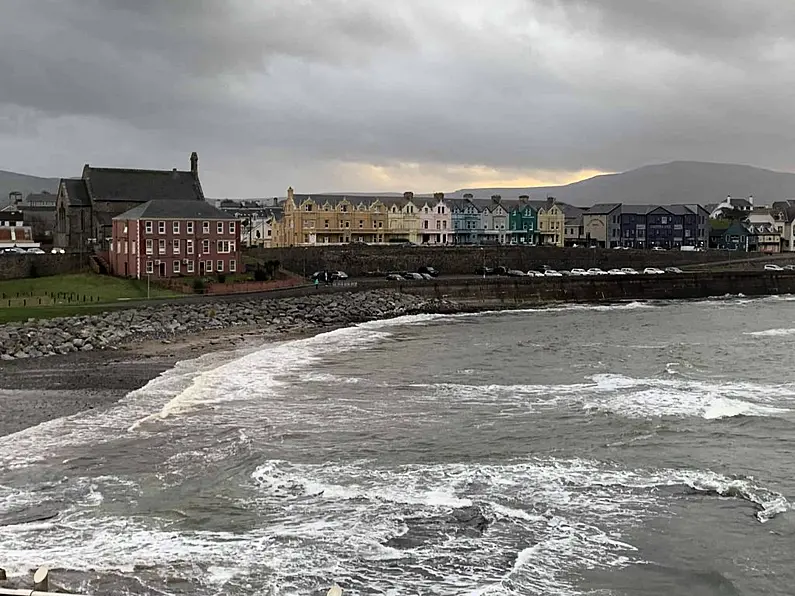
[{"x1": 0, "y1": 325, "x2": 321, "y2": 438}]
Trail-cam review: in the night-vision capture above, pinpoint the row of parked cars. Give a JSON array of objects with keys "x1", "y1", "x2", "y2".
[
  {"x1": 478, "y1": 265, "x2": 684, "y2": 277},
  {"x1": 764, "y1": 264, "x2": 795, "y2": 271},
  {"x1": 385, "y1": 266, "x2": 440, "y2": 281},
  {"x1": 1, "y1": 247, "x2": 65, "y2": 255}
]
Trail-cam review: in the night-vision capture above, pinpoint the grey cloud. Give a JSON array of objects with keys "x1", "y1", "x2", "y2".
[{"x1": 2, "y1": 0, "x2": 795, "y2": 197}]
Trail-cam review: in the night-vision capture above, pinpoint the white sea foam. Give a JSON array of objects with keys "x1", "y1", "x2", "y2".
[{"x1": 746, "y1": 327, "x2": 795, "y2": 337}]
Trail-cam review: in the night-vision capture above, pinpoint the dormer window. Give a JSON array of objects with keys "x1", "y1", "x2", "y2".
[{"x1": 305, "y1": 204, "x2": 313, "y2": 211}]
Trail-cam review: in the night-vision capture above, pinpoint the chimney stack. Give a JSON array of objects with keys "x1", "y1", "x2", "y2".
[
  {"x1": 190, "y1": 152, "x2": 198, "y2": 176},
  {"x1": 403, "y1": 191, "x2": 414, "y2": 201},
  {"x1": 434, "y1": 192, "x2": 444, "y2": 200},
  {"x1": 748, "y1": 195, "x2": 754, "y2": 207}
]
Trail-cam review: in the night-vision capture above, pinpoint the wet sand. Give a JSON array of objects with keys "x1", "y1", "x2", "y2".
[{"x1": 0, "y1": 326, "x2": 310, "y2": 438}]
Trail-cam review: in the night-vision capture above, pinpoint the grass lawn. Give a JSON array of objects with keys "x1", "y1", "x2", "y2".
[{"x1": 0, "y1": 274, "x2": 182, "y2": 323}]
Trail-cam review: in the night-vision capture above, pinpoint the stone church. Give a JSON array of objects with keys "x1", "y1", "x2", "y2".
[{"x1": 54, "y1": 152, "x2": 205, "y2": 251}]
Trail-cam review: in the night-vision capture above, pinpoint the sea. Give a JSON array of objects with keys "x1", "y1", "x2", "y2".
[{"x1": 1, "y1": 295, "x2": 795, "y2": 595}]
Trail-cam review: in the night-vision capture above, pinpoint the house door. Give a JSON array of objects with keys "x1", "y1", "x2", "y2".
[
  {"x1": 159, "y1": 262, "x2": 166, "y2": 277},
  {"x1": 124, "y1": 262, "x2": 128, "y2": 277},
  {"x1": 199, "y1": 261, "x2": 205, "y2": 275}
]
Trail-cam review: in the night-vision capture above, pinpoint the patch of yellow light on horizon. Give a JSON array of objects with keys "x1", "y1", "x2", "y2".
[{"x1": 336, "y1": 162, "x2": 611, "y2": 192}]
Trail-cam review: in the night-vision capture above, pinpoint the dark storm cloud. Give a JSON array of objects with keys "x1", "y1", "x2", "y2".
[{"x1": 2, "y1": 0, "x2": 795, "y2": 195}]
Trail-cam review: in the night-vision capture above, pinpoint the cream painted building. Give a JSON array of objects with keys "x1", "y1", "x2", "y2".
[{"x1": 417, "y1": 192, "x2": 453, "y2": 244}]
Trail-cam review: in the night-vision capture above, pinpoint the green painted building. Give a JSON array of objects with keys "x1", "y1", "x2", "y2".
[{"x1": 507, "y1": 199, "x2": 538, "y2": 244}]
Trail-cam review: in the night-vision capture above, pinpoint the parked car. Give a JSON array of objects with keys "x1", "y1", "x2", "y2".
[
  {"x1": 26, "y1": 248, "x2": 45, "y2": 254},
  {"x1": 2, "y1": 247, "x2": 26, "y2": 254},
  {"x1": 784, "y1": 265, "x2": 795, "y2": 271},
  {"x1": 404, "y1": 272, "x2": 425, "y2": 280},
  {"x1": 385, "y1": 273, "x2": 405, "y2": 281},
  {"x1": 475, "y1": 266, "x2": 495, "y2": 276},
  {"x1": 587, "y1": 268, "x2": 608, "y2": 275},
  {"x1": 643, "y1": 267, "x2": 665, "y2": 275},
  {"x1": 764, "y1": 264, "x2": 784, "y2": 271},
  {"x1": 620, "y1": 268, "x2": 639, "y2": 275},
  {"x1": 420, "y1": 272, "x2": 434, "y2": 280},
  {"x1": 334, "y1": 270, "x2": 349, "y2": 280},
  {"x1": 495, "y1": 266, "x2": 508, "y2": 276},
  {"x1": 608, "y1": 269, "x2": 626, "y2": 275},
  {"x1": 418, "y1": 265, "x2": 439, "y2": 277},
  {"x1": 664, "y1": 267, "x2": 684, "y2": 274},
  {"x1": 570, "y1": 268, "x2": 588, "y2": 276},
  {"x1": 50, "y1": 247, "x2": 65, "y2": 254},
  {"x1": 506, "y1": 269, "x2": 527, "y2": 277},
  {"x1": 310, "y1": 270, "x2": 348, "y2": 283},
  {"x1": 527, "y1": 270, "x2": 544, "y2": 277},
  {"x1": 544, "y1": 270, "x2": 563, "y2": 277}
]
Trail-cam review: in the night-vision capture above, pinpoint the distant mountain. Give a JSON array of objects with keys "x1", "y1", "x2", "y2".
[
  {"x1": 452, "y1": 161, "x2": 795, "y2": 206},
  {"x1": 0, "y1": 170, "x2": 60, "y2": 207}
]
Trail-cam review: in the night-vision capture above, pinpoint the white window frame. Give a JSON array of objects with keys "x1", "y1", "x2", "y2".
[
  {"x1": 229, "y1": 259, "x2": 236, "y2": 272},
  {"x1": 187, "y1": 239, "x2": 194, "y2": 254},
  {"x1": 203, "y1": 221, "x2": 210, "y2": 233},
  {"x1": 173, "y1": 221, "x2": 180, "y2": 234},
  {"x1": 202, "y1": 239, "x2": 210, "y2": 254},
  {"x1": 205, "y1": 260, "x2": 213, "y2": 272},
  {"x1": 158, "y1": 221, "x2": 166, "y2": 234},
  {"x1": 146, "y1": 239, "x2": 153, "y2": 255},
  {"x1": 229, "y1": 221, "x2": 236, "y2": 234},
  {"x1": 145, "y1": 221, "x2": 153, "y2": 234},
  {"x1": 187, "y1": 260, "x2": 194, "y2": 273},
  {"x1": 146, "y1": 261, "x2": 153, "y2": 274},
  {"x1": 172, "y1": 239, "x2": 180, "y2": 254},
  {"x1": 217, "y1": 222, "x2": 224, "y2": 234},
  {"x1": 217, "y1": 260, "x2": 224, "y2": 272},
  {"x1": 158, "y1": 239, "x2": 166, "y2": 255},
  {"x1": 173, "y1": 260, "x2": 180, "y2": 274},
  {"x1": 187, "y1": 221, "x2": 194, "y2": 234}
]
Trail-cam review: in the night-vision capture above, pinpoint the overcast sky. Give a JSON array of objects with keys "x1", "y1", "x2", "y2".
[{"x1": 1, "y1": 0, "x2": 794, "y2": 197}]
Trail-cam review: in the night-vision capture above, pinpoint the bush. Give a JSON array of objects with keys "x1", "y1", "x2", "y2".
[
  {"x1": 216, "y1": 272, "x2": 226, "y2": 284},
  {"x1": 192, "y1": 278, "x2": 206, "y2": 293},
  {"x1": 253, "y1": 268, "x2": 268, "y2": 282}
]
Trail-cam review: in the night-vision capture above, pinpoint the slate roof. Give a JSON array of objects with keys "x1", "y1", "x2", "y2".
[
  {"x1": 114, "y1": 200, "x2": 237, "y2": 220},
  {"x1": 729, "y1": 198, "x2": 752, "y2": 209},
  {"x1": 63, "y1": 178, "x2": 91, "y2": 207},
  {"x1": 24, "y1": 192, "x2": 57, "y2": 206},
  {"x1": 586, "y1": 203, "x2": 621, "y2": 215},
  {"x1": 84, "y1": 166, "x2": 204, "y2": 202}
]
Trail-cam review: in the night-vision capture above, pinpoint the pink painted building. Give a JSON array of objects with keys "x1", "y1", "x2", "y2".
[{"x1": 110, "y1": 200, "x2": 241, "y2": 278}]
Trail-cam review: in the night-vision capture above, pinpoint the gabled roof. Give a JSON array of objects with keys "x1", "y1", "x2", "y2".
[
  {"x1": 83, "y1": 166, "x2": 204, "y2": 202},
  {"x1": 62, "y1": 178, "x2": 91, "y2": 207},
  {"x1": 113, "y1": 200, "x2": 237, "y2": 220},
  {"x1": 24, "y1": 192, "x2": 57, "y2": 206},
  {"x1": 586, "y1": 203, "x2": 621, "y2": 215}
]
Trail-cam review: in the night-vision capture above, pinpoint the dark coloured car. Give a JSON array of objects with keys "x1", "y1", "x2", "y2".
[
  {"x1": 418, "y1": 265, "x2": 439, "y2": 277},
  {"x1": 475, "y1": 266, "x2": 495, "y2": 276}
]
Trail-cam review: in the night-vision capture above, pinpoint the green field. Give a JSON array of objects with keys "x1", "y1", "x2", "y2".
[{"x1": 0, "y1": 274, "x2": 181, "y2": 323}]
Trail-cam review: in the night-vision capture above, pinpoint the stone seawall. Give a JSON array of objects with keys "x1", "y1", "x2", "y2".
[
  {"x1": 251, "y1": 245, "x2": 754, "y2": 277},
  {"x1": 0, "y1": 290, "x2": 456, "y2": 361},
  {"x1": 395, "y1": 271, "x2": 795, "y2": 305},
  {"x1": 0, "y1": 254, "x2": 88, "y2": 281}
]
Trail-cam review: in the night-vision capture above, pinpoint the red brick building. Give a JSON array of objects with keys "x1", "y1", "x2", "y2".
[{"x1": 110, "y1": 200, "x2": 241, "y2": 278}]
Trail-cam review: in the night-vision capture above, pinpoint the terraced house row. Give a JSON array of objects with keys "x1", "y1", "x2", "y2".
[{"x1": 271, "y1": 190, "x2": 584, "y2": 247}]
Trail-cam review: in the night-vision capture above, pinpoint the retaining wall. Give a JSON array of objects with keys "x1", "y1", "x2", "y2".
[
  {"x1": 0, "y1": 254, "x2": 88, "y2": 281},
  {"x1": 250, "y1": 245, "x2": 763, "y2": 277}
]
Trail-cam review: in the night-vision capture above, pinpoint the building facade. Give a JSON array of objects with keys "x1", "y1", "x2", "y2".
[
  {"x1": 507, "y1": 198, "x2": 538, "y2": 244},
  {"x1": 536, "y1": 199, "x2": 566, "y2": 247},
  {"x1": 110, "y1": 200, "x2": 241, "y2": 279},
  {"x1": 417, "y1": 193, "x2": 452, "y2": 244},
  {"x1": 55, "y1": 153, "x2": 205, "y2": 251},
  {"x1": 582, "y1": 203, "x2": 621, "y2": 248}
]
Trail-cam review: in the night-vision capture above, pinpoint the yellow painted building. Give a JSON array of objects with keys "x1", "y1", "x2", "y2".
[
  {"x1": 274, "y1": 188, "x2": 420, "y2": 247},
  {"x1": 536, "y1": 199, "x2": 566, "y2": 247}
]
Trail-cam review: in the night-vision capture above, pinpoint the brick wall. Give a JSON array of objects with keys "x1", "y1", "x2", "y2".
[
  {"x1": 250, "y1": 245, "x2": 765, "y2": 277},
  {"x1": 0, "y1": 254, "x2": 88, "y2": 281}
]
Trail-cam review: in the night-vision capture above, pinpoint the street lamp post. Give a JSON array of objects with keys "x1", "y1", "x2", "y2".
[{"x1": 481, "y1": 247, "x2": 486, "y2": 278}]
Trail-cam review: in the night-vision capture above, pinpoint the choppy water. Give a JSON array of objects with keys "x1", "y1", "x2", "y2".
[{"x1": 2, "y1": 296, "x2": 795, "y2": 595}]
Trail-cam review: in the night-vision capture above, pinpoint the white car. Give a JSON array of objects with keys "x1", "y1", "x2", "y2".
[
  {"x1": 607, "y1": 269, "x2": 626, "y2": 275},
  {"x1": 764, "y1": 264, "x2": 784, "y2": 271},
  {"x1": 570, "y1": 268, "x2": 588, "y2": 276},
  {"x1": 643, "y1": 267, "x2": 665, "y2": 275},
  {"x1": 50, "y1": 247, "x2": 66, "y2": 254},
  {"x1": 587, "y1": 268, "x2": 608, "y2": 276},
  {"x1": 544, "y1": 270, "x2": 563, "y2": 277},
  {"x1": 527, "y1": 270, "x2": 544, "y2": 277},
  {"x1": 3, "y1": 247, "x2": 26, "y2": 254},
  {"x1": 621, "y1": 268, "x2": 639, "y2": 275},
  {"x1": 27, "y1": 247, "x2": 45, "y2": 254}
]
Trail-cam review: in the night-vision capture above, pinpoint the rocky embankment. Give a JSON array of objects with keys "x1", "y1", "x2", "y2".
[{"x1": 0, "y1": 290, "x2": 461, "y2": 361}]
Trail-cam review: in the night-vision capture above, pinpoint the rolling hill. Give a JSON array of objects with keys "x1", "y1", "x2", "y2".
[
  {"x1": 452, "y1": 161, "x2": 795, "y2": 206},
  {"x1": 0, "y1": 170, "x2": 60, "y2": 207}
]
